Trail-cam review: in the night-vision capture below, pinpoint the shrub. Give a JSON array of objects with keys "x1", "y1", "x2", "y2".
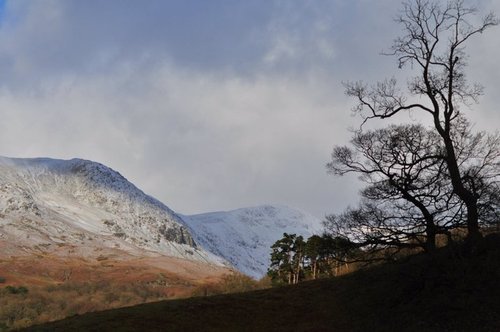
[{"x1": 5, "y1": 286, "x2": 28, "y2": 295}]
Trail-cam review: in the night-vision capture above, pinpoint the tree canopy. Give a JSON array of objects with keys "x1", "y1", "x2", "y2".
[{"x1": 267, "y1": 233, "x2": 356, "y2": 284}]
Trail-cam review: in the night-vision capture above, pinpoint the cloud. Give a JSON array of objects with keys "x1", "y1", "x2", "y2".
[
  {"x1": 0, "y1": 0, "x2": 276, "y2": 83},
  {"x1": 0, "y1": 0, "x2": 497, "y2": 219}
]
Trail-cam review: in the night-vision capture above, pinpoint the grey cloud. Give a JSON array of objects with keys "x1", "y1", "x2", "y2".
[{"x1": 0, "y1": 0, "x2": 274, "y2": 84}]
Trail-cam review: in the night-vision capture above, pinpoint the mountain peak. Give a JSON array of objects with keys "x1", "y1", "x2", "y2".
[{"x1": 182, "y1": 204, "x2": 323, "y2": 278}]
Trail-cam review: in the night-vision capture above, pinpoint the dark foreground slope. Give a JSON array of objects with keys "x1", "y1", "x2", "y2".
[{"x1": 22, "y1": 234, "x2": 500, "y2": 332}]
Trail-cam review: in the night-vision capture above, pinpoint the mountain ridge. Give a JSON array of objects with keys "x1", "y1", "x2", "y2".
[{"x1": 0, "y1": 156, "x2": 215, "y2": 263}]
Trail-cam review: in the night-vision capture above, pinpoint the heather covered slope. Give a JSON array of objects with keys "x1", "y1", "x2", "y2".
[
  {"x1": 0, "y1": 253, "x2": 232, "y2": 330},
  {"x1": 23, "y1": 234, "x2": 500, "y2": 332}
]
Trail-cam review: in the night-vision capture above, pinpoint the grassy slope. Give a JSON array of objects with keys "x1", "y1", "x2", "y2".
[{"x1": 22, "y1": 234, "x2": 500, "y2": 332}]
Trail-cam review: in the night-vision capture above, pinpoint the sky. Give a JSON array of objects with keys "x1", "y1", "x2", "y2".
[{"x1": 0, "y1": 0, "x2": 498, "y2": 219}]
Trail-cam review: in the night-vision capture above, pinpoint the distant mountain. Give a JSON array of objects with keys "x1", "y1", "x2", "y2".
[
  {"x1": 0, "y1": 157, "x2": 221, "y2": 264},
  {"x1": 182, "y1": 205, "x2": 324, "y2": 279}
]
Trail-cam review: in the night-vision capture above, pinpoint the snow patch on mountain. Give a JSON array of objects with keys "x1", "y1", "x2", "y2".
[{"x1": 182, "y1": 205, "x2": 324, "y2": 279}]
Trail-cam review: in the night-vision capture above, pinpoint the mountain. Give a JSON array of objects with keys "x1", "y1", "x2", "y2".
[
  {"x1": 0, "y1": 157, "x2": 221, "y2": 265},
  {"x1": 0, "y1": 156, "x2": 323, "y2": 280},
  {"x1": 182, "y1": 205, "x2": 324, "y2": 278}
]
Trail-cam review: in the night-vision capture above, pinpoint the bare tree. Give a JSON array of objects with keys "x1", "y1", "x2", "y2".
[
  {"x1": 344, "y1": 0, "x2": 498, "y2": 241},
  {"x1": 328, "y1": 124, "x2": 464, "y2": 253}
]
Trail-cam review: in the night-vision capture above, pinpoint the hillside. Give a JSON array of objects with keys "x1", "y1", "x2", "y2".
[
  {"x1": 182, "y1": 205, "x2": 323, "y2": 278},
  {"x1": 22, "y1": 234, "x2": 500, "y2": 332}
]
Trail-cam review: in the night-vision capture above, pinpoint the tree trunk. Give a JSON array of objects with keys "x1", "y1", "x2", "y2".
[
  {"x1": 425, "y1": 222, "x2": 437, "y2": 253},
  {"x1": 442, "y1": 136, "x2": 481, "y2": 242},
  {"x1": 394, "y1": 182, "x2": 438, "y2": 252}
]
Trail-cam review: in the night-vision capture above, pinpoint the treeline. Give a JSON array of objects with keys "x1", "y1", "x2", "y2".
[{"x1": 267, "y1": 233, "x2": 358, "y2": 285}]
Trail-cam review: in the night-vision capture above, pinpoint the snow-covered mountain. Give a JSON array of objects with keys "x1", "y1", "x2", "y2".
[
  {"x1": 0, "y1": 157, "x2": 221, "y2": 264},
  {"x1": 0, "y1": 157, "x2": 324, "y2": 279},
  {"x1": 182, "y1": 205, "x2": 324, "y2": 279}
]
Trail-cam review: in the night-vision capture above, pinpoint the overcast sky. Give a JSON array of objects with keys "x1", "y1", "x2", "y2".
[{"x1": 0, "y1": 0, "x2": 498, "y2": 218}]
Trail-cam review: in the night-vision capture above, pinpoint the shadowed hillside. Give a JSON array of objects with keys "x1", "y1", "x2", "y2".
[{"x1": 21, "y1": 234, "x2": 500, "y2": 332}]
